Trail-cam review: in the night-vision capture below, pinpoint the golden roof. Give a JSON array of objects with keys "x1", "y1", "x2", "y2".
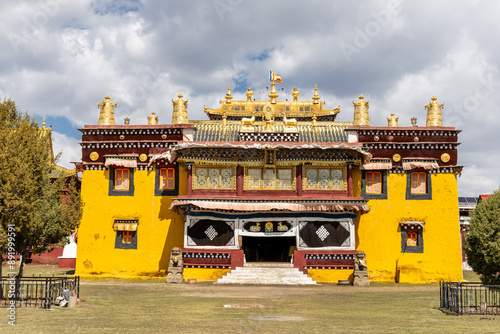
[
  {"x1": 190, "y1": 120, "x2": 352, "y2": 143},
  {"x1": 204, "y1": 84, "x2": 340, "y2": 120}
]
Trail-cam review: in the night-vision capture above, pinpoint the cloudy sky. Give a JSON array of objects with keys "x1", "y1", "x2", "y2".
[{"x1": 0, "y1": 0, "x2": 498, "y2": 196}]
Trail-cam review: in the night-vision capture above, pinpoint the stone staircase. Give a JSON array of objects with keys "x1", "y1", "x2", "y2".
[{"x1": 216, "y1": 262, "x2": 317, "y2": 285}]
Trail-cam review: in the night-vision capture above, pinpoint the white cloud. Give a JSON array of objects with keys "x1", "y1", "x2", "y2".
[
  {"x1": 1, "y1": 0, "x2": 500, "y2": 195},
  {"x1": 52, "y1": 131, "x2": 81, "y2": 169}
]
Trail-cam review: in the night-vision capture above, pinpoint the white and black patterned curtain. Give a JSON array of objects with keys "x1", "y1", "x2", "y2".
[
  {"x1": 187, "y1": 219, "x2": 235, "y2": 246},
  {"x1": 299, "y1": 221, "x2": 350, "y2": 248}
]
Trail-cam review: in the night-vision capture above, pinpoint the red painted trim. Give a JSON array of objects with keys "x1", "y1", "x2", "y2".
[
  {"x1": 236, "y1": 166, "x2": 244, "y2": 196},
  {"x1": 82, "y1": 124, "x2": 194, "y2": 129},
  {"x1": 347, "y1": 166, "x2": 353, "y2": 197},
  {"x1": 176, "y1": 195, "x2": 364, "y2": 201},
  {"x1": 187, "y1": 168, "x2": 192, "y2": 196},
  {"x1": 293, "y1": 250, "x2": 357, "y2": 274},
  {"x1": 182, "y1": 249, "x2": 244, "y2": 269},
  {"x1": 58, "y1": 258, "x2": 76, "y2": 269},
  {"x1": 296, "y1": 165, "x2": 303, "y2": 196}
]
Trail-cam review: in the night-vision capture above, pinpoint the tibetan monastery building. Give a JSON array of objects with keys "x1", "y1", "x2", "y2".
[{"x1": 76, "y1": 83, "x2": 463, "y2": 283}]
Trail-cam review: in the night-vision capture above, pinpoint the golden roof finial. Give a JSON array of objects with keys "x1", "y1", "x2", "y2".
[
  {"x1": 312, "y1": 84, "x2": 320, "y2": 104},
  {"x1": 292, "y1": 88, "x2": 299, "y2": 102},
  {"x1": 225, "y1": 84, "x2": 233, "y2": 103},
  {"x1": 42, "y1": 117, "x2": 46, "y2": 128},
  {"x1": 172, "y1": 93, "x2": 189, "y2": 124},
  {"x1": 97, "y1": 94, "x2": 117, "y2": 125},
  {"x1": 246, "y1": 88, "x2": 254, "y2": 101},
  {"x1": 425, "y1": 96, "x2": 444, "y2": 127},
  {"x1": 148, "y1": 111, "x2": 159, "y2": 125},
  {"x1": 269, "y1": 81, "x2": 278, "y2": 104},
  {"x1": 353, "y1": 94, "x2": 370, "y2": 126},
  {"x1": 387, "y1": 113, "x2": 399, "y2": 127}
]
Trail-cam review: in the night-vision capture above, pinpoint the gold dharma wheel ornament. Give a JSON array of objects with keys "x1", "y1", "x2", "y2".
[
  {"x1": 90, "y1": 152, "x2": 99, "y2": 161},
  {"x1": 441, "y1": 153, "x2": 451, "y2": 163},
  {"x1": 139, "y1": 154, "x2": 148, "y2": 162},
  {"x1": 392, "y1": 154, "x2": 401, "y2": 162}
]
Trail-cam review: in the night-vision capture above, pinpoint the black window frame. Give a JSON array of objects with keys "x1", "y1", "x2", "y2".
[
  {"x1": 154, "y1": 165, "x2": 179, "y2": 196},
  {"x1": 114, "y1": 230, "x2": 138, "y2": 249},
  {"x1": 361, "y1": 170, "x2": 388, "y2": 200},
  {"x1": 406, "y1": 171, "x2": 432, "y2": 200},
  {"x1": 109, "y1": 166, "x2": 135, "y2": 196},
  {"x1": 400, "y1": 227, "x2": 423, "y2": 253}
]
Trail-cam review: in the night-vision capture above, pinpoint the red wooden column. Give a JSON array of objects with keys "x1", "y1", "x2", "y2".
[
  {"x1": 236, "y1": 166, "x2": 244, "y2": 196},
  {"x1": 296, "y1": 165, "x2": 303, "y2": 196},
  {"x1": 347, "y1": 164, "x2": 353, "y2": 197},
  {"x1": 186, "y1": 166, "x2": 192, "y2": 196}
]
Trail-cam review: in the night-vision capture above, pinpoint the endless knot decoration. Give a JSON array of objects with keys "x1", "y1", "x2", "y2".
[
  {"x1": 316, "y1": 225, "x2": 330, "y2": 241},
  {"x1": 204, "y1": 225, "x2": 218, "y2": 241}
]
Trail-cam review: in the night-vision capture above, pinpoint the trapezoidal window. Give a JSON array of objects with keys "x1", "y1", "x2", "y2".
[
  {"x1": 155, "y1": 165, "x2": 179, "y2": 196},
  {"x1": 109, "y1": 167, "x2": 134, "y2": 196}
]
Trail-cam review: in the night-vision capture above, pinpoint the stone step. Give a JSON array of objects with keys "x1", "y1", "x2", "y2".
[{"x1": 216, "y1": 265, "x2": 317, "y2": 285}]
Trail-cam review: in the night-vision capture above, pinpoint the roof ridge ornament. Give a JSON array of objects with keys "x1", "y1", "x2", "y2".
[
  {"x1": 98, "y1": 94, "x2": 117, "y2": 125},
  {"x1": 225, "y1": 84, "x2": 233, "y2": 103},
  {"x1": 387, "y1": 113, "x2": 398, "y2": 127},
  {"x1": 425, "y1": 96, "x2": 444, "y2": 127},
  {"x1": 353, "y1": 94, "x2": 370, "y2": 126},
  {"x1": 148, "y1": 111, "x2": 159, "y2": 125},
  {"x1": 172, "y1": 93, "x2": 189, "y2": 124},
  {"x1": 312, "y1": 84, "x2": 320, "y2": 104}
]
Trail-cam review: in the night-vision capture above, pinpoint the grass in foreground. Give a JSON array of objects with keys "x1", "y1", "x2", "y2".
[{"x1": 0, "y1": 266, "x2": 496, "y2": 334}]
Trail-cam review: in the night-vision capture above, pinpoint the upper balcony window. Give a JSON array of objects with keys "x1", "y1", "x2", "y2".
[
  {"x1": 193, "y1": 166, "x2": 236, "y2": 190},
  {"x1": 303, "y1": 167, "x2": 346, "y2": 191},
  {"x1": 244, "y1": 167, "x2": 295, "y2": 190}
]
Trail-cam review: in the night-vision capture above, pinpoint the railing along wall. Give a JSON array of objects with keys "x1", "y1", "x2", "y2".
[
  {"x1": 0, "y1": 276, "x2": 80, "y2": 309},
  {"x1": 440, "y1": 281, "x2": 500, "y2": 315}
]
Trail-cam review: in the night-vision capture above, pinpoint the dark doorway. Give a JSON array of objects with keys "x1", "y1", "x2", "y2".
[{"x1": 242, "y1": 236, "x2": 296, "y2": 262}]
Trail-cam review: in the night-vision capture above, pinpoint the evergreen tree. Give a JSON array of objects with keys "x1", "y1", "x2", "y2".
[
  {"x1": 0, "y1": 98, "x2": 79, "y2": 296},
  {"x1": 465, "y1": 190, "x2": 500, "y2": 285}
]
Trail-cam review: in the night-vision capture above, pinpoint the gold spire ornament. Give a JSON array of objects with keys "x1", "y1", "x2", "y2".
[
  {"x1": 312, "y1": 84, "x2": 320, "y2": 104},
  {"x1": 172, "y1": 93, "x2": 189, "y2": 124},
  {"x1": 148, "y1": 111, "x2": 159, "y2": 125},
  {"x1": 98, "y1": 95, "x2": 118, "y2": 125},
  {"x1": 225, "y1": 84, "x2": 233, "y2": 103},
  {"x1": 387, "y1": 113, "x2": 399, "y2": 127},
  {"x1": 268, "y1": 82, "x2": 279, "y2": 104},
  {"x1": 425, "y1": 96, "x2": 444, "y2": 127},
  {"x1": 353, "y1": 94, "x2": 370, "y2": 126}
]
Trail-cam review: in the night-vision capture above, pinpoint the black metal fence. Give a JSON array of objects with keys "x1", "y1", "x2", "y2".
[
  {"x1": 440, "y1": 281, "x2": 500, "y2": 315},
  {"x1": 0, "y1": 276, "x2": 80, "y2": 309}
]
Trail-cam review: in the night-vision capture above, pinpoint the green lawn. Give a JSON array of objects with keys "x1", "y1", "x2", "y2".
[{"x1": 1, "y1": 266, "x2": 497, "y2": 334}]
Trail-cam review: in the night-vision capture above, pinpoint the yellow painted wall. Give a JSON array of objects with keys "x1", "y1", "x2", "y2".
[
  {"x1": 183, "y1": 268, "x2": 231, "y2": 281},
  {"x1": 76, "y1": 167, "x2": 187, "y2": 276},
  {"x1": 356, "y1": 173, "x2": 463, "y2": 283},
  {"x1": 308, "y1": 269, "x2": 353, "y2": 283}
]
